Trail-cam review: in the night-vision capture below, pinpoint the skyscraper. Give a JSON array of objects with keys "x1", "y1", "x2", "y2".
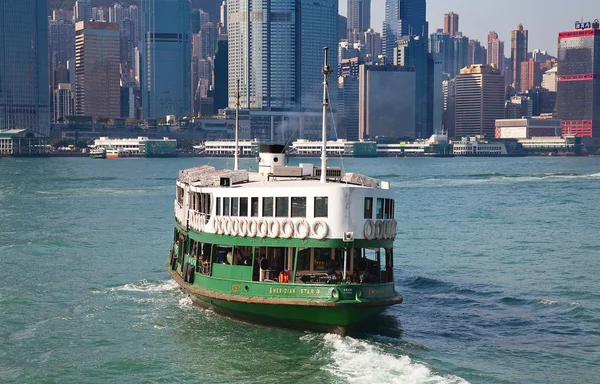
[
  {"x1": 227, "y1": 0, "x2": 337, "y2": 110},
  {"x1": 487, "y1": 31, "x2": 504, "y2": 69},
  {"x1": 443, "y1": 12, "x2": 458, "y2": 37},
  {"x1": 468, "y1": 39, "x2": 487, "y2": 65},
  {"x1": 347, "y1": 0, "x2": 371, "y2": 35},
  {"x1": 74, "y1": 0, "x2": 93, "y2": 22},
  {"x1": 455, "y1": 64, "x2": 505, "y2": 138},
  {"x1": 557, "y1": 22, "x2": 600, "y2": 137},
  {"x1": 141, "y1": 0, "x2": 192, "y2": 118},
  {"x1": 0, "y1": 0, "x2": 50, "y2": 135},
  {"x1": 511, "y1": 24, "x2": 528, "y2": 90},
  {"x1": 74, "y1": 21, "x2": 121, "y2": 119},
  {"x1": 364, "y1": 28, "x2": 382, "y2": 61},
  {"x1": 383, "y1": 0, "x2": 427, "y2": 63}
]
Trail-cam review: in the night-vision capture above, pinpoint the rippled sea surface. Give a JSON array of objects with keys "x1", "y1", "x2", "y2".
[{"x1": 1, "y1": 156, "x2": 599, "y2": 384}]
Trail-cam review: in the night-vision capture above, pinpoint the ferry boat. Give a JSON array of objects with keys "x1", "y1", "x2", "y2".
[
  {"x1": 167, "y1": 49, "x2": 402, "y2": 334},
  {"x1": 106, "y1": 147, "x2": 131, "y2": 158},
  {"x1": 89, "y1": 146, "x2": 106, "y2": 159}
]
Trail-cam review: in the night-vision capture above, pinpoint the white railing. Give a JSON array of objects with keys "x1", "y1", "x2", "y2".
[
  {"x1": 174, "y1": 200, "x2": 185, "y2": 226},
  {"x1": 188, "y1": 210, "x2": 207, "y2": 232}
]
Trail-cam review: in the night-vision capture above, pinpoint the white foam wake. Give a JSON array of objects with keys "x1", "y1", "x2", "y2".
[
  {"x1": 111, "y1": 279, "x2": 179, "y2": 293},
  {"x1": 321, "y1": 334, "x2": 469, "y2": 384}
]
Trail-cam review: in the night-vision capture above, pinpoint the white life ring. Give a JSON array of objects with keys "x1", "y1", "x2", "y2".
[
  {"x1": 295, "y1": 219, "x2": 310, "y2": 240},
  {"x1": 391, "y1": 220, "x2": 397, "y2": 239},
  {"x1": 374, "y1": 220, "x2": 383, "y2": 239},
  {"x1": 223, "y1": 217, "x2": 231, "y2": 236},
  {"x1": 312, "y1": 220, "x2": 329, "y2": 240},
  {"x1": 215, "y1": 217, "x2": 223, "y2": 235},
  {"x1": 230, "y1": 217, "x2": 239, "y2": 236},
  {"x1": 247, "y1": 218, "x2": 258, "y2": 238},
  {"x1": 280, "y1": 219, "x2": 294, "y2": 239},
  {"x1": 386, "y1": 220, "x2": 394, "y2": 239},
  {"x1": 363, "y1": 220, "x2": 375, "y2": 240},
  {"x1": 257, "y1": 218, "x2": 268, "y2": 238},
  {"x1": 382, "y1": 220, "x2": 390, "y2": 240},
  {"x1": 268, "y1": 219, "x2": 280, "y2": 238},
  {"x1": 238, "y1": 217, "x2": 248, "y2": 237},
  {"x1": 199, "y1": 214, "x2": 205, "y2": 232}
]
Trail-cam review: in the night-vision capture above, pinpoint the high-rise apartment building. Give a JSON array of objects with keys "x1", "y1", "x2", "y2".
[
  {"x1": 49, "y1": 20, "x2": 76, "y2": 80},
  {"x1": 455, "y1": 64, "x2": 505, "y2": 138},
  {"x1": 519, "y1": 59, "x2": 542, "y2": 92},
  {"x1": 347, "y1": 0, "x2": 371, "y2": 36},
  {"x1": 429, "y1": 30, "x2": 453, "y2": 76},
  {"x1": 74, "y1": 0, "x2": 93, "y2": 22},
  {"x1": 227, "y1": 0, "x2": 338, "y2": 110},
  {"x1": 364, "y1": 28, "x2": 382, "y2": 60},
  {"x1": 141, "y1": 0, "x2": 192, "y2": 118},
  {"x1": 74, "y1": 21, "x2": 121, "y2": 119},
  {"x1": 0, "y1": 0, "x2": 50, "y2": 135},
  {"x1": 557, "y1": 23, "x2": 600, "y2": 137},
  {"x1": 396, "y1": 35, "x2": 428, "y2": 137},
  {"x1": 338, "y1": 58, "x2": 362, "y2": 140},
  {"x1": 487, "y1": 31, "x2": 504, "y2": 69},
  {"x1": 468, "y1": 40, "x2": 487, "y2": 65},
  {"x1": 383, "y1": 0, "x2": 428, "y2": 63},
  {"x1": 443, "y1": 12, "x2": 458, "y2": 37},
  {"x1": 511, "y1": 24, "x2": 528, "y2": 90}
]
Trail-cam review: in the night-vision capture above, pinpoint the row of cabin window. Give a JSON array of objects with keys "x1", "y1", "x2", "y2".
[
  {"x1": 364, "y1": 197, "x2": 395, "y2": 220},
  {"x1": 215, "y1": 196, "x2": 329, "y2": 218}
]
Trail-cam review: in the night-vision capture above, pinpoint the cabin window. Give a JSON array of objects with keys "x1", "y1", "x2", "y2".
[
  {"x1": 276, "y1": 197, "x2": 289, "y2": 217},
  {"x1": 251, "y1": 197, "x2": 259, "y2": 217},
  {"x1": 262, "y1": 197, "x2": 273, "y2": 217},
  {"x1": 177, "y1": 186, "x2": 184, "y2": 204},
  {"x1": 297, "y1": 248, "x2": 311, "y2": 270},
  {"x1": 291, "y1": 197, "x2": 306, "y2": 217},
  {"x1": 384, "y1": 199, "x2": 395, "y2": 219},
  {"x1": 240, "y1": 197, "x2": 248, "y2": 217},
  {"x1": 223, "y1": 197, "x2": 230, "y2": 216},
  {"x1": 314, "y1": 197, "x2": 328, "y2": 218},
  {"x1": 313, "y1": 248, "x2": 331, "y2": 271},
  {"x1": 231, "y1": 197, "x2": 239, "y2": 216},
  {"x1": 384, "y1": 199, "x2": 390, "y2": 219},
  {"x1": 364, "y1": 197, "x2": 373, "y2": 219},
  {"x1": 376, "y1": 198, "x2": 384, "y2": 219},
  {"x1": 216, "y1": 197, "x2": 221, "y2": 215}
]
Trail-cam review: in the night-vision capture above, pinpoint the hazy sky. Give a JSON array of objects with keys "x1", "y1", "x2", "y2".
[{"x1": 339, "y1": 0, "x2": 600, "y2": 56}]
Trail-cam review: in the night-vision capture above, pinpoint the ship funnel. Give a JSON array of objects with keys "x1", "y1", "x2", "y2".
[{"x1": 258, "y1": 144, "x2": 286, "y2": 177}]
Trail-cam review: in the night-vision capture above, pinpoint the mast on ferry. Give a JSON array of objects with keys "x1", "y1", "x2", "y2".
[
  {"x1": 234, "y1": 79, "x2": 240, "y2": 170},
  {"x1": 320, "y1": 47, "x2": 331, "y2": 183}
]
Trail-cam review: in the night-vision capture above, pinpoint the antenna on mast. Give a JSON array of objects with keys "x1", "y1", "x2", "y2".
[
  {"x1": 320, "y1": 47, "x2": 331, "y2": 183},
  {"x1": 235, "y1": 79, "x2": 240, "y2": 170}
]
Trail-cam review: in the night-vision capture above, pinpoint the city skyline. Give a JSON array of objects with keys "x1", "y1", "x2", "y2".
[{"x1": 340, "y1": 0, "x2": 600, "y2": 56}]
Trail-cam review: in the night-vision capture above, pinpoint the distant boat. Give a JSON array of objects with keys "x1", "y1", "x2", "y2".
[
  {"x1": 106, "y1": 147, "x2": 131, "y2": 158},
  {"x1": 89, "y1": 147, "x2": 106, "y2": 159}
]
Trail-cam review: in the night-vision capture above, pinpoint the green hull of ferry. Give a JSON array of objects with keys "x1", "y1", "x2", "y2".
[{"x1": 168, "y1": 223, "x2": 402, "y2": 335}]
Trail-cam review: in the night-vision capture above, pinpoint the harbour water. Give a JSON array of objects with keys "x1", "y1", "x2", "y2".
[{"x1": 1, "y1": 156, "x2": 599, "y2": 383}]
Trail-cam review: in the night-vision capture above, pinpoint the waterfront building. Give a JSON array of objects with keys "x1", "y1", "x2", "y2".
[
  {"x1": 227, "y1": 0, "x2": 337, "y2": 110},
  {"x1": 0, "y1": 129, "x2": 49, "y2": 156},
  {"x1": 455, "y1": 64, "x2": 505, "y2": 138},
  {"x1": 347, "y1": 0, "x2": 371, "y2": 36},
  {"x1": 557, "y1": 22, "x2": 600, "y2": 137},
  {"x1": 0, "y1": 0, "x2": 50, "y2": 135},
  {"x1": 443, "y1": 12, "x2": 458, "y2": 37},
  {"x1": 487, "y1": 31, "x2": 504, "y2": 71},
  {"x1": 93, "y1": 136, "x2": 177, "y2": 157},
  {"x1": 75, "y1": 21, "x2": 121, "y2": 119},
  {"x1": 511, "y1": 24, "x2": 529, "y2": 90},
  {"x1": 141, "y1": 0, "x2": 192, "y2": 118},
  {"x1": 358, "y1": 64, "x2": 416, "y2": 139},
  {"x1": 495, "y1": 116, "x2": 562, "y2": 139},
  {"x1": 383, "y1": 0, "x2": 428, "y2": 64}
]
